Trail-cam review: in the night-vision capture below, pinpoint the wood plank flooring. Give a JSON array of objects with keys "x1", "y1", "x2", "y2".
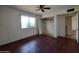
[{"x1": 0, "y1": 34, "x2": 78, "y2": 53}]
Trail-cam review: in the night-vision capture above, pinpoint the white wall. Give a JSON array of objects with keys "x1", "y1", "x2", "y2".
[
  {"x1": 74, "y1": 12, "x2": 79, "y2": 43},
  {"x1": 42, "y1": 20, "x2": 48, "y2": 34},
  {"x1": 57, "y1": 15, "x2": 66, "y2": 37},
  {"x1": 42, "y1": 16, "x2": 60, "y2": 38},
  {"x1": 42, "y1": 17, "x2": 57, "y2": 38},
  {"x1": 53, "y1": 15, "x2": 58, "y2": 38},
  {"x1": 36, "y1": 16, "x2": 42, "y2": 34},
  {"x1": 46, "y1": 20, "x2": 54, "y2": 36},
  {"x1": 0, "y1": 6, "x2": 42, "y2": 46},
  {"x1": 43, "y1": 19, "x2": 55, "y2": 36}
]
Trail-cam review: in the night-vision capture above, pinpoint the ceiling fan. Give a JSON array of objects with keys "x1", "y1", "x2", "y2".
[{"x1": 36, "y1": 5, "x2": 51, "y2": 12}]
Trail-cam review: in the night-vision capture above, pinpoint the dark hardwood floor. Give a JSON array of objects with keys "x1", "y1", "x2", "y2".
[{"x1": 0, "y1": 34, "x2": 78, "y2": 53}]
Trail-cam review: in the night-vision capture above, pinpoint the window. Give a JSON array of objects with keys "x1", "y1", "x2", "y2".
[
  {"x1": 72, "y1": 16, "x2": 76, "y2": 31},
  {"x1": 21, "y1": 15, "x2": 36, "y2": 29}
]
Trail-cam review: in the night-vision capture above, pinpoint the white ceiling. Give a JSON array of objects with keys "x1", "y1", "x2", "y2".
[{"x1": 10, "y1": 5, "x2": 79, "y2": 15}]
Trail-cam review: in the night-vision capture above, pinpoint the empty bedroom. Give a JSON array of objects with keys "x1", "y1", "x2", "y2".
[{"x1": 0, "y1": 5, "x2": 79, "y2": 53}]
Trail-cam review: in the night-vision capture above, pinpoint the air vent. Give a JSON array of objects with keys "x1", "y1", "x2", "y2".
[{"x1": 67, "y1": 8, "x2": 75, "y2": 12}]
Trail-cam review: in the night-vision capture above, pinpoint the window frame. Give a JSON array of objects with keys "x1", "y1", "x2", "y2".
[{"x1": 20, "y1": 15, "x2": 36, "y2": 29}]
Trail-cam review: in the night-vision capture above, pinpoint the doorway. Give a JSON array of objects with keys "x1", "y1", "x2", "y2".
[
  {"x1": 42, "y1": 17, "x2": 54, "y2": 36},
  {"x1": 65, "y1": 14, "x2": 76, "y2": 39}
]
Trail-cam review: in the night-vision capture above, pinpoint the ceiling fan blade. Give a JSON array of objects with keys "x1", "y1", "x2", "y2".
[
  {"x1": 44, "y1": 7, "x2": 51, "y2": 9},
  {"x1": 41, "y1": 9, "x2": 44, "y2": 12},
  {"x1": 35, "y1": 8, "x2": 40, "y2": 11}
]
